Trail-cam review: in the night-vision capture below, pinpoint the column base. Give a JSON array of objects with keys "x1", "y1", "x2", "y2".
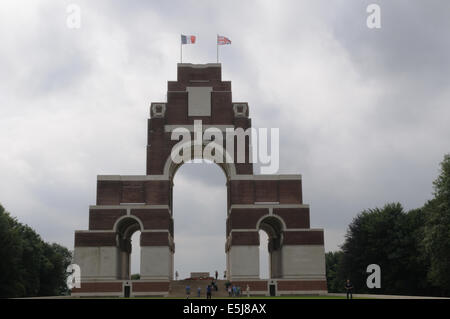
[{"x1": 71, "y1": 280, "x2": 170, "y2": 297}]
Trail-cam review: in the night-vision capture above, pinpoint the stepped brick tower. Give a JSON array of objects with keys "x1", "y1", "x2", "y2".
[{"x1": 72, "y1": 63, "x2": 327, "y2": 297}]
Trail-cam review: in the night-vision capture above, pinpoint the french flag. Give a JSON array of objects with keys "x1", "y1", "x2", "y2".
[{"x1": 181, "y1": 34, "x2": 196, "y2": 44}]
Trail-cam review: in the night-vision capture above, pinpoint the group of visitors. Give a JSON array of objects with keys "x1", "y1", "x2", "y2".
[
  {"x1": 181, "y1": 269, "x2": 252, "y2": 299},
  {"x1": 192, "y1": 285, "x2": 214, "y2": 299},
  {"x1": 181, "y1": 270, "x2": 354, "y2": 299},
  {"x1": 182, "y1": 270, "x2": 222, "y2": 299},
  {"x1": 186, "y1": 282, "x2": 215, "y2": 299},
  {"x1": 186, "y1": 282, "x2": 250, "y2": 299},
  {"x1": 225, "y1": 281, "x2": 250, "y2": 297}
]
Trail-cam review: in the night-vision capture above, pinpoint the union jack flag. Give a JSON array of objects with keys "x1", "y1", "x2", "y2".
[{"x1": 217, "y1": 35, "x2": 231, "y2": 45}]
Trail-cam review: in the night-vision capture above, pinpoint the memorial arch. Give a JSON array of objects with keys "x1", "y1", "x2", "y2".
[{"x1": 73, "y1": 63, "x2": 327, "y2": 296}]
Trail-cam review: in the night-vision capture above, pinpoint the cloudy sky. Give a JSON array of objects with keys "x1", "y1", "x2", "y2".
[{"x1": 1, "y1": 0, "x2": 449, "y2": 279}]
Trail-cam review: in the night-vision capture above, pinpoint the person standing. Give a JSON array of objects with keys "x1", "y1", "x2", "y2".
[
  {"x1": 206, "y1": 285, "x2": 212, "y2": 299},
  {"x1": 246, "y1": 284, "x2": 250, "y2": 297},
  {"x1": 175, "y1": 271, "x2": 179, "y2": 281},
  {"x1": 345, "y1": 279, "x2": 354, "y2": 299},
  {"x1": 215, "y1": 270, "x2": 218, "y2": 280},
  {"x1": 186, "y1": 285, "x2": 191, "y2": 299},
  {"x1": 197, "y1": 286, "x2": 201, "y2": 298},
  {"x1": 224, "y1": 270, "x2": 227, "y2": 279}
]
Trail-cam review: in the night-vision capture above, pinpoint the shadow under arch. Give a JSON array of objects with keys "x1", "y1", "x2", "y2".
[
  {"x1": 114, "y1": 215, "x2": 144, "y2": 280},
  {"x1": 256, "y1": 215, "x2": 285, "y2": 279}
]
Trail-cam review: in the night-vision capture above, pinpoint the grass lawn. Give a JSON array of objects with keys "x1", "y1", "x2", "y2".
[{"x1": 123, "y1": 295, "x2": 366, "y2": 299}]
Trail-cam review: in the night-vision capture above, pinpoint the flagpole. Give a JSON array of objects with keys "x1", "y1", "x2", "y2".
[
  {"x1": 216, "y1": 34, "x2": 219, "y2": 63},
  {"x1": 180, "y1": 42, "x2": 182, "y2": 63}
]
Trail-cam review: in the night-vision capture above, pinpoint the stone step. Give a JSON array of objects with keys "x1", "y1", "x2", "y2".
[{"x1": 169, "y1": 279, "x2": 232, "y2": 298}]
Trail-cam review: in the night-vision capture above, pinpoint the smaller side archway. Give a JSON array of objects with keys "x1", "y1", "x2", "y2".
[
  {"x1": 257, "y1": 215, "x2": 285, "y2": 279},
  {"x1": 114, "y1": 215, "x2": 143, "y2": 280}
]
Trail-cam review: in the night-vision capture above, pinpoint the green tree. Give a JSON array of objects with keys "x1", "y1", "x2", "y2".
[
  {"x1": 39, "y1": 243, "x2": 73, "y2": 296},
  {"x1": 339, "y1": 203, "x2": 429, "y2": 295},
  {"x1": 325, "y1": 251, "x2": 344, "y2": 292},
  {"x1": 423, "y1": 154, "x2": 450, "y2": 294},
  {"x1": 131, "y1": 273, "x2": 140, "y2": 280},
  {"x1": 17, "y1": 223, "x2": 45, "y2": 296},
  {"x1": 325, "y1": 154, "x2": 450, "y2": 297},
  {"x1": 0, "y1": 204, "x2": 72, "y2": 297},
  {"x1": 0, "y1": 205, "x2": 26, "y2": 297},
  {"x1": 398, "y1": 208, "x2": 430, "y2": 294}
]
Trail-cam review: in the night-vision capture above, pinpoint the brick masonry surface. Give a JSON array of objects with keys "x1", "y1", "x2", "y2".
[
  {"x1": 73, "y1": 63, "x2": 326, "y2": 295},
  {"x1": 277, "y1": 280, "x2": 327, "y2": 291},
  {"x1": 72, "y1": 282, "x2": 122, "y2": 293},
  {"x1": 132, "y1": 281, "x2": 170, "y2": 292}
]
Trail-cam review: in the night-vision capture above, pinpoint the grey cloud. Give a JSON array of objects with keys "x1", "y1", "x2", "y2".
[{"x1": 1, "y1": 1, "x2": 449, "y2": 276}]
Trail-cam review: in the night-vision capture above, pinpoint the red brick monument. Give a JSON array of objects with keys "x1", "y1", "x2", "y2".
[{"x1": 72, "y1": 63, "x2": 327, "y2": 297}]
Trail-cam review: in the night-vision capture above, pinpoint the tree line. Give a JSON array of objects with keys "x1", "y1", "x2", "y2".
[
  {"x1": 1, "y1": 155, "x2": 448, "y2": 298},
  {"x1": 326, "y1": 154, "x2": 450, "y2": 297},
  {"x1": 0, "y1": 204, "x2": 72, "y2": 298}
]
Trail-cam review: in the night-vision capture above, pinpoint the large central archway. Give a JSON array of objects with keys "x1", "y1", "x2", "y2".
[{"x1": 172, "y1": 160, "x2": 227, "y2": 280}]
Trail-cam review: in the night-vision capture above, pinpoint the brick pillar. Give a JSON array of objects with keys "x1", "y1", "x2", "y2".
[
  {"x1": 140, "y1": 232, "x2": 174, "y2": 281},
  {"x1": 74, "y1": 231, "x2": 120, "y2": 281},
  {"x1": 227, "y1": 231, "x2": 260, "y2": 280}
]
